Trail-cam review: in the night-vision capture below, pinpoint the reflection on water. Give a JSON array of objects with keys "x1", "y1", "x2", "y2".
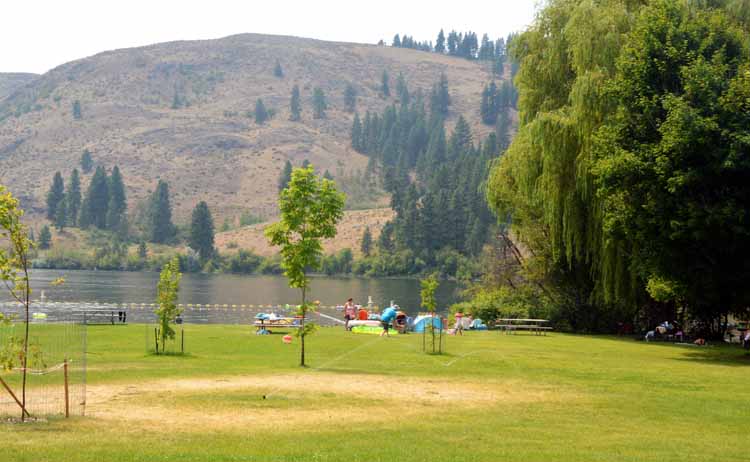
[{"x1": 11, "y1": 270, "x2": 460, "y2": 315}]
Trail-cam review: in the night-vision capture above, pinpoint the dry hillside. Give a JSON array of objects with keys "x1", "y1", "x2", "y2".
[
  {"x1": 0, "y1": 34, "x2": 496, "y2": 226},
  {"x1": 216, "y1": 208, "x2": 395, "y2": 257},
  {"x1": 0, "y1": 73, "x2": 38, "y2": 100}
]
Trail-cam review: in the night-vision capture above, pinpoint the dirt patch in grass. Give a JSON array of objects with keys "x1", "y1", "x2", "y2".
[{"x1": 86, "y1": 372, "x2": 561, "y2": 432}]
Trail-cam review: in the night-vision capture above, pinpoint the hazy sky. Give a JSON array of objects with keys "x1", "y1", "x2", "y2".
[{"x1": 2, "y1": 0, "x2": 539, "y2": 74}]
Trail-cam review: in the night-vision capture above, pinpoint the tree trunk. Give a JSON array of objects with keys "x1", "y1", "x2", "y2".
[
  {"x1": 300, "y1": 287, "x2": 306, "y2": 367},
  {"x1": 21, "y1": 259, "x2": 30, "y2": 422}
]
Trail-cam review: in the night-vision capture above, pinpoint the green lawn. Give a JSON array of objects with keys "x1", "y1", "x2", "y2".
[{"x1": 1, "y1": 324, "x2": 748, "y2": 461}]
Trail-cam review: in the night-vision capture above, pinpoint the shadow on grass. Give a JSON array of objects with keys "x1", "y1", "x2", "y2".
[{"x1": 672, "y1": 349, "x2": 750, "y2": 367}]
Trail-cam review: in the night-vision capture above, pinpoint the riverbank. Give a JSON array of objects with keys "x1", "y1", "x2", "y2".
[{"x1": 2, "y1": 326, "x2": 748, "y2": 461}]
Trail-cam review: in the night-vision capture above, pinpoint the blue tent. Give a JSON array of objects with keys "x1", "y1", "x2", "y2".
[{"x1": 412, "y1": 315, "x2": 443, "y2": 333}]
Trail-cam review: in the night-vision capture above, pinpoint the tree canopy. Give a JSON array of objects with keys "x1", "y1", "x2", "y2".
[{"x1": 486, "y1": 0, "x2": 750, "y2": 326}]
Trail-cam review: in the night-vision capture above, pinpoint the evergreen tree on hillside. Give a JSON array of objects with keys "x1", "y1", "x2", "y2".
[
  {"x1": 361, "y1": 226, "x2": 372, "y2": 257},
  {"x1": 447, "y1": 31, "x2": 458, "y2": 55},
  {"x1": 380, "y1": 70, "x2": 390, "y2": 98},
  {"x1": 344, "y1": 83, "x2": 357, "y2": 112},
  {"x1": 66, "y1": 169, "x2": 81, "y2": 226},
  {"x1": 46, "y1": 172, "x2": 65, "y2": 220},
  {"x1": 278, "y1": 160, "x2": 293, "y2": 192},
  {"x1": 396, "y1": 72, "x2": 409, "y2": 104},
  {"x1": 289, "y1": 85, "x2": 302, "y2": 121},
  {"x1": 312, "y1": 87, "x2": 327, "y2": 119},
  {"x1": 273, "y1": 60, "x2": 284, "y2": 78},
  {"x1": 106, "y1": 166, "x2": 127, "y2": 235},
  {"x1": 78, "y1": 198, "x2": 91, "y2": 229},
  {"x1": 80, "y1": 150, "x2": 94, "y2": 173},
  {"x1": 148, "y1": 180, "x2": 174, "y2": 244},
  {"x1": 430, "y1": 72, "x2": 450, "y2": 116},
  {"x1": 449, "y1": 116, "x2": 472, "y2": 158},
  {"x1": 351, "y1": 113, "x2": 363, "y2": 151},
  {"x1": 392, "y1": 34, "x2": 401, "y2": 47},
  {"x1": 72, "y1": 100, "x2": 82, "y2": 120},
  {"x1": 54, "y1": 196, "x2": 67, "y2": 231},
  {"x1": 189, "y1": 201, "x2": 215, "y2": 261},
  {"x1": 85, "y1": 166, "x2": 110, "y2": 229},
  {"x1": 435, "y1": 29, "x2": 446, "y2": 53},
  {"x1": 302, "y1": 159, "x2": 311, "y2": 169},
  {"x1": 39, "y1": 225, "x2": 52, "y2": 250},
  {"x1": 255, "y1": 99, "x2": 269, "y2": 124}
]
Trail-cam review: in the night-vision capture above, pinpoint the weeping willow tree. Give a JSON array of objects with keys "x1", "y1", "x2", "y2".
[
  {"x1": 487, "y1": 0, "x2": 750, "y2": 326},
  {"x1": 487, "y1": 0, "x2": 641, "y2": 328}
]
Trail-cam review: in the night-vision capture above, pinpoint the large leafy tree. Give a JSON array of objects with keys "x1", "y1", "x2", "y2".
[
  {"x1": 594, "y1": 1, "x2": 750, "y2": 319},
  {"x1": 189, "y1": 201, "x2": 215, "y2": 261},
  {"x1": 486, "y1": 0, "x2": 750, "y2": 328},
  {"x1": 265, "y1": 166, "x2": 345, "y2": 366}
]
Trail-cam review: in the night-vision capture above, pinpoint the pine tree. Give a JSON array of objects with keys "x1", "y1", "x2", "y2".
[
  {"x1": 289, "y1": 85, "x2": 302, "y2": 121},
  {"x1": 39, "y1": 225, "x2": 52, "y2": 250},
  {"x1": 323, "y1": 170, "x2": 333, "y2": 181},
  {"x1": 430, "y1": 72, "x2": 450, "y2": 116},
  {"x1": 66, "y1": 169, "x2": 81, "y2": 226},
  {"x1": 273, "y1": 60, "x2": 284, "y2": 78},
  {"x1": 380, "y1": 70, "x2": 390, "y2": 98},
  {"x1": 46, "y1": 172, "x2": 65, "y2": 220},
  {"x1": 449, "y1": 116, "x2": 472, "y2": 158},
  {"x1": 392, "y1": 34, "x2": 401, "y2": 47},
  {"x1": 106, "y1": 166, "x2": 127, "y2": 235},
  {"x1": 351, "y1": 113, "x2": 363, "y2": 151},
  {"x1": 80, "y1": 150, "x2": 94, "y2": 173},
  {"x1": 78, "y1": 198, "x2": 91, "y2": 229},
  {"x1": 54, "y1": 197, "x2": 67, "y2": 231},
  {"x1": 72, "y1": 100, "x2": 82, "y2": 120},
  {"x1": 344, "y1": 83, "x2": 357, "y2": 112},
  {"x1": 84, "y1": 166, "x2": 109, "y2": 229},
  {"x1": 148, "y1": 180, "x2": 174, "y2": 244},
  {"x1": 138, "y1": 240, "x2": 148, "y2": 259},
  {"x1": 278, "y1": 160, "x2": 293, "y2": 192},
  {"x1": 302, "y1": 159, "x2": 311, "y2": 169},
  {"x1": 189, "y1": 201, "x2": 215, "y2": 261},
  {"x1": 312, "y1": 87, "x2": 327, "y2": 119},
  {"x1": 396, "y1": 72, "x2": 409, "y2": 104},
  {"x1": 447, "y1": 31, "x2": 458, "y2": 55},
  {"x1": 435, "y1": 29, "x2": 446, "y2": 53},
  {"x1": 361, "y1": 226, "x2": 372, "y2": 257},
  {"x1": 255, "y1": 98, "x2": 269, "y2": 124}
]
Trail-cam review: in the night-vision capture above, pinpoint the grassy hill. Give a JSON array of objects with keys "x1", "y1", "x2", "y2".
[{"x1": 0, "y1": 34, "x2": 496, "y2": 227}]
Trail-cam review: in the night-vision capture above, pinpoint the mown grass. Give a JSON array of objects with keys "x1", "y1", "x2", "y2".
[{"x1": 1, "y1": 324, "x2": 748, "y2": 461}]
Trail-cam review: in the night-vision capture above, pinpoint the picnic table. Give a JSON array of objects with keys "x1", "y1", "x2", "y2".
[
  {"x1": 495, "y1": 318, "x2": 552, "y2": 335},
  {"x1": 253, "y1": 317, "x2": 298, "y2": 333}
]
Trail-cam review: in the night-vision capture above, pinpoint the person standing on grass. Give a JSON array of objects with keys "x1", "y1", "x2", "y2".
[
  {"x1": 380, "y1": 304, "x2": 397, "y2": 337},
  {"x1": 344, "y1": 298, "x2": 356, "y2": 330}
]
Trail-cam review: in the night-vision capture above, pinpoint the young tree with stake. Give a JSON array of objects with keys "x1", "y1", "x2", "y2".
[
  {"x1": 0, "y1": 185, "x2": 34, "y2": 420},
  {"x1": 265, "y1": 166, "x2": 344, "y2": 367}
]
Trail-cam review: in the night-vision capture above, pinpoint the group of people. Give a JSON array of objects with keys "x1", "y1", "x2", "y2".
[{"x1": 343, "y1": 298, "x2": 401, "y2": 337}]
